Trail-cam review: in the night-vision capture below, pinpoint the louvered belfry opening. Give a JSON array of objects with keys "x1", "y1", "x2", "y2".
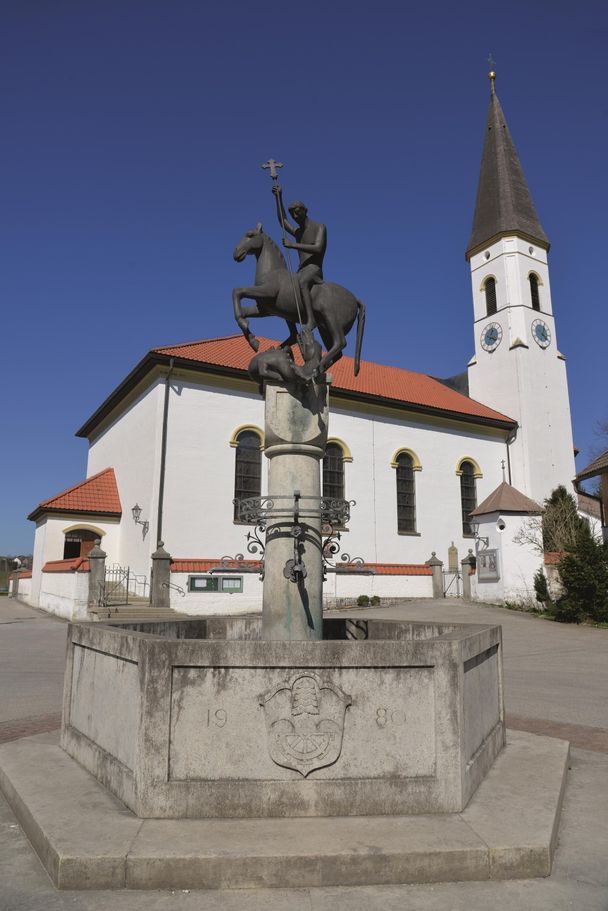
[
  {"x1": 529, "y1": 274, "x2": 541, "y2": 311},
  {"x1": 234, "y1": 430, "x2": 261, "y2": 521},
  {"x1": 396, "y1": 453, "x2": 416, "y2": 533},
  {"x1": 485, "y1": 277, "x2": 497, "y2": 316}
]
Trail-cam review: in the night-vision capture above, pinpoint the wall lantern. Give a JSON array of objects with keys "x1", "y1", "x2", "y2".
[
  {"x1": 469, "y1": 518, "x2": 489, "y2": 550},
  {"x1": 131, "y1": 503, "x2": 149, "y2": 539}
]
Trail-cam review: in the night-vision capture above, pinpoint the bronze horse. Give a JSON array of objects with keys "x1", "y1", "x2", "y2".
[{"x1": 232, "y1": 225, "x2": 365, "y2": 376}]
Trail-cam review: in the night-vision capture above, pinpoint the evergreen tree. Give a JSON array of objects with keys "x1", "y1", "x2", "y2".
[{"x1": 557, "y1": 525, "x2": 608, "y2": 623}]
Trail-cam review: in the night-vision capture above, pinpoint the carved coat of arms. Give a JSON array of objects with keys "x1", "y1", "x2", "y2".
[{"x1": 259, "y1": 673, "x2": 352, "y2": 777}]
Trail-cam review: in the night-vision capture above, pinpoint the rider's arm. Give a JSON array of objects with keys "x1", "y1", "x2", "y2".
[
  {"x1": 273, "y1": 187, "x2": 297, "y2": 236},
  {"x1": 288, "y1": 224, "x2": 326, "y2": 255}
]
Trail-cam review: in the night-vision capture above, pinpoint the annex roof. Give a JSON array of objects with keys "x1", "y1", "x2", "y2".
[
  {"x1": 170, "y1": 558, "x2": 431, "y2": 576},
  {"x1": 466, "y1": 80, "x2": 549, "y2": 259},
  {"x1": 28, "y1": 467, "x2": 122, "y2": 521},
  {"x1": 152, "y1": 335, "x2": 516, "y2": 425},
  {"x1": 576, "y1": 449, "x2": 608, "y2": 482},
  {"x1": 470, "y1": 480, "x2": 541, "y2": 517}
]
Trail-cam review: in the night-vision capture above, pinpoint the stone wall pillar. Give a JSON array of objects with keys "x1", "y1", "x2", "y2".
[
  {"x1": 151, "y1": 543, "x2": 172, "y2": 609},
  {"x1": 10, "y1": 573, "x2": 19, "y2": 599},
  {"x1": 426, "y1": 552, "x2": 444, "y2": 599},
  {"x1": 87, "y1": 540, "x2": 107, "y2": 612},
  {"x1": 461, "y1": 550, "x2": 476, "y2": 600},
  {"x1": 262, "y1": 380, "x2": 329, "y2": 641}
]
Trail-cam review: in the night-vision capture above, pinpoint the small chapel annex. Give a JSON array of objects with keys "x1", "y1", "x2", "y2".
[{"x1": 20, "y1": 76, "x2": 602, "y2": 619}]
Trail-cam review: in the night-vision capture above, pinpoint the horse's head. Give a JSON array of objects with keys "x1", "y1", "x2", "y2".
[{"x1": 233, "y1": 223, "x2": 264, "y2": 262}]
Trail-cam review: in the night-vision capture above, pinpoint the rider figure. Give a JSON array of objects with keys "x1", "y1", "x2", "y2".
[{"x1": 272, "y1": 185, "x2": 326, "y2": 332}]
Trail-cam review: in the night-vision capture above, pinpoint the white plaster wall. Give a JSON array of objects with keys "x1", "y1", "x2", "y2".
[
  {"x1": 157, "y1": 381, "x2": 506, "y2": 578},
  {"x1": 30, "y1": 521, "x2": 47, "y2": 607},
  {"x1": 87, "y1": 379, "x2": 164, "y2": 578},
  {"x1": 39, "y1": 572, "x2": 90, "y2": 620},
  {"x1": 326, "y1": 572, "x2": 433, "y2": 599},
  {"x1": 471, "y1": 512, "x2": 542, "y2": 605},
  {"x1": 161, "y1": 379, "x2": 267, "y2": 560},
  {"x1": 15, "y1": 576, "x2": 33, "y2": 603},
  {"x1": 468, "y1": 236, "x2": 576, "y2": 504}
]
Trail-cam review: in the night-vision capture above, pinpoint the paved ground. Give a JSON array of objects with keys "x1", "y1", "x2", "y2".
[{"x1": 1, "y1": 595, "x2": 607, "y2": 909}]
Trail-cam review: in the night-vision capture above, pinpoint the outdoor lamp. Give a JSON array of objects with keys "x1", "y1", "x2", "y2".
[{"x1": 132, "y1": 504, "x2": 142, "y2": 523}]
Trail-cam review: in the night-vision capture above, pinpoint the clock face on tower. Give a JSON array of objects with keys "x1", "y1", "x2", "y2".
[
  {"x1": 480, "y1": 322, "x2": 503, "y2": 352},
  {"x1": 531, "y1": 318, "x2": 551, "y2": 348}
]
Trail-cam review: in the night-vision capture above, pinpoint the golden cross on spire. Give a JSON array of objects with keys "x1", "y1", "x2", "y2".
[{"x1": 487, "y1": 54, "x2": 496, "y2": 93}]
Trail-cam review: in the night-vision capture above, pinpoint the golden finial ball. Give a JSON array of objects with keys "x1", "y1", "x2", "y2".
[{"x1": 489, "y1": 70, "x2": 496, "y2": 81}]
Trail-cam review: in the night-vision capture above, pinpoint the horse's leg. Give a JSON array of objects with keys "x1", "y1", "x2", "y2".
[
  {"x1": 280, "y1": 321, "x2": 298, "y2": 349},
  {"x1": 232, "y1": 286, "x2": 271, "y2": 351}
]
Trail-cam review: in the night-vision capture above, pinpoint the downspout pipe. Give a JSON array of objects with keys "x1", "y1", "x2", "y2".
[
  {"x1": 156, "y1": 358, "x2": 174, "y2": 546},
  {"x1": 505, "y1": 425, "x2": 518, "y2": 486}
]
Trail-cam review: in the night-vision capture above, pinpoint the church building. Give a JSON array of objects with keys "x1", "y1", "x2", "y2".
[{"x1": 21, "y1": 76, "x2": 595, "y2": 619}]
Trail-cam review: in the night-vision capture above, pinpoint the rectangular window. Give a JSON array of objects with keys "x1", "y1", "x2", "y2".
[
  {"x1": 187, "y1": 575, "x2": 243, "y2": 593},
  {"x1": 221, "y1": 576, "x2": 243, "y2": 593},
  {"x1": 188, "y1": 575, "x2": 219, "y2": 592}
]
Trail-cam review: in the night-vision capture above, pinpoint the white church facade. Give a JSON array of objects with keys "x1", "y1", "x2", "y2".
[{"x1": 21, "y1": 77, "x2": 596, "y2": 618}]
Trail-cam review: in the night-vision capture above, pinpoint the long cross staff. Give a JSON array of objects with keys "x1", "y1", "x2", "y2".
[{"x1": 261, "y1": 159, "x2": 306, "y2": 335}]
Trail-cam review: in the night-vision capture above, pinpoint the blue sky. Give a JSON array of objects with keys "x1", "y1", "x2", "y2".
[{"x1": 2, "y1": 0, "x2": 607, "y2": 553}]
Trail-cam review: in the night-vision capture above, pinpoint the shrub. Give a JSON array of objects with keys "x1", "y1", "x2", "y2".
[
  {"x1": 370, "y1": 595, "x2": 381, "y2": 606},
  {"x1": 356, "y1": 594, "x2": 370, "y2": 606},
  {"x1": 533, "y1": 568, "x2": 551, "y2": 606}
]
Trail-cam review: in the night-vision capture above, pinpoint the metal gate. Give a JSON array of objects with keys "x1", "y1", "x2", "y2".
[
  {"x1": 103, "y1": 565, "x2": 149, "y2": 606},
  {"x1": 442, "y1": 570, "x2": 462, "y2": 598}
]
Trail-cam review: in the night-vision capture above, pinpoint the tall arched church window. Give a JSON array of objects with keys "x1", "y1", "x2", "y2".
[
  {"x1": 459, "y1": 460, "x2": 477, "y2": 536},
  {"x1": 529, "y1": 273, "x2": 541, "y2": 311},
  {"x1": 396, "y1": 452, "x2": 416, "y2": 533},
  {"x1": 233, "y1": 430, "x2": 262, "y2": 522},
  {"x1": 323, "y1": 443, "x2": 345, "y2": 503},
  {"x1": 484, "y1": 277, "x2": 497, "y2": 316}
]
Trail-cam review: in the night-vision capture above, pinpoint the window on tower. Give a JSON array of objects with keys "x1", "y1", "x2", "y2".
[
  {"x1": 233, "y1": 429, "x2": 262, "y2": 522},
  {"x1": 529, "y1": 274, "x2": 541, "y2": 311},
  {"x1": 459, "y1": 461, "x2": 477, "y2": 536},
  {"x1": 484, "y1": 278, "x2": 497, "y2": 316}
]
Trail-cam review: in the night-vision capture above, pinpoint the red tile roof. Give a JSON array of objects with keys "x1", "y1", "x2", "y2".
[
  {"x1": 577, "y1": 449, "x2": 608, "y2": 481},
  {"x1": 544, "y1": 552, "x2": 562, "y2": 565},
  {"x1": 154, "y1": 335, "x2": 515, "y2": 426},
  {"x1": 171, "y1": 558, "x2": 431, "y2": 576},
  {"x1": 42, "y1": 558, "x2": 90, "y2": 573},
  {"x1": 28, "y1": 468, "x2": 121, "y2": 520}
]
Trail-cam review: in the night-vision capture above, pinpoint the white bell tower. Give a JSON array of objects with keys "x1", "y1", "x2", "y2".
[{"x1": 466, "y1": 73, "x2": 576, "y2": 504}]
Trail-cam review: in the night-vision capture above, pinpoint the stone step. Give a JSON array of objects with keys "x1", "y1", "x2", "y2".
[{"x1": 0, "y1": 730, "x2": 569, "y2": 891}]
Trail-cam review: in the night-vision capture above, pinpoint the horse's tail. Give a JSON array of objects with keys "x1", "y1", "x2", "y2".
[{"x1": 353, "y1": 299, "x2": 366, "y2": 376}]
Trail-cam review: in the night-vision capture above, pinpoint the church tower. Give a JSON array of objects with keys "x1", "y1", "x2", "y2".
[{"x1": 466, "y1": 72, "x2": 576, "y2": 504}]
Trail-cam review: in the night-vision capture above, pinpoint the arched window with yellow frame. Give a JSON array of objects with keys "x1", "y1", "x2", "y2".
[{"x1": 231, "y1": 426, "x2": 263, "y2": 522}]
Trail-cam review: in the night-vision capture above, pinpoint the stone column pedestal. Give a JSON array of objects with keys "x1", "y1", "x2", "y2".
[
  {"x1": 461, "y1": 550, "x2": 476, "y2": 600},
  {"x1": 151, "y1": 543, "x2": 172, "y2": 609},
  {"x1": 426, "y1": 552, "x2": 444, "y2": 599},
  {"x1": 87, "y1": 541, "x2": 107, "y2": 612},
  {"x1": 262, "y1": 380, "x2": 329, "y2": 641}
]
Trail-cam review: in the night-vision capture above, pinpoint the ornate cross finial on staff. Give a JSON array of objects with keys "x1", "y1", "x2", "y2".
[
  {"x1": 262, "y1": 158, "x2": 284, "y2": 182},
  {"x1": 501, "y1": 459, "x2": 506, "y2": 482}
]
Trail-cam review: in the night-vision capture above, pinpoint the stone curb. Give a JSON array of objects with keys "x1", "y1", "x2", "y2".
[{"x1": 0, "y1": 729, "x2": 569, "y2": 891}]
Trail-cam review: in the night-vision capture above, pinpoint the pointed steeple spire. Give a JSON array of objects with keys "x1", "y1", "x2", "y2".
[{"x1": 466, "y1": 73, "x2": 549, "y2": 259}]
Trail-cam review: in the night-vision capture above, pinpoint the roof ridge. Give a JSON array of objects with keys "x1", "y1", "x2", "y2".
[{"x1": 154, "y1": 334, "x2": 242, "y2": 352}]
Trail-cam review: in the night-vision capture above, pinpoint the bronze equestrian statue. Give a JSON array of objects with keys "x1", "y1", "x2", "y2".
[{"x1": 232, "y1": 224, "x2": 365, "y2": 377}]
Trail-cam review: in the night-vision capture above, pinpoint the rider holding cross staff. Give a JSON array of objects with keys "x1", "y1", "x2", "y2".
[{"x1": 262, "y1": 159, "x2": 327, "y2": 338}]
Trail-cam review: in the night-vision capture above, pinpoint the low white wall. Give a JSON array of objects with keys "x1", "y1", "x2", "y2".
[
  {"x1": 169, "y1": 567, "x2": 433, "y2": 615},
  {"x1": 170, "y1": 571, "x2": 263, "y2": 615},
  {"x1": 39, "y1": 572, "x2": 90, "y2": 620},
  {"x1": 326, "y1": 572, "x2": 433, "y2": 600},
  {"x1": 16, "y1": 575, "x2": 33, "y2": 604}
]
